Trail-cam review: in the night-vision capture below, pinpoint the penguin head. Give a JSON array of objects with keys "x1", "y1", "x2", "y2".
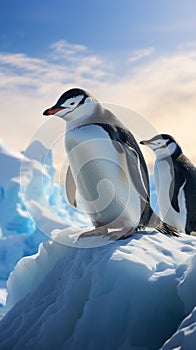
[
  {"x1": 43, "y1": 88, "x2": 97, "y2": 121},
  {"x1": 140, "y1": 134, "x2": 182, "y2": 158}
]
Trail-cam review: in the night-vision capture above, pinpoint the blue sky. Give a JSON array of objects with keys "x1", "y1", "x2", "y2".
[
  {"x1": 1, "y1": 0, "x2": 196, "y2": 57},
  {"x1": 0, "y1": 0, "x2": 196, "y2": 170}
]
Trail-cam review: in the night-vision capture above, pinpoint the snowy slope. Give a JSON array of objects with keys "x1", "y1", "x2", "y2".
[
  {"x1": 162, "y1": 306, "x2": 196, "y2": 349},
  {"x1": 0, "y1": 230, "x2": 196, "y2": 350}
]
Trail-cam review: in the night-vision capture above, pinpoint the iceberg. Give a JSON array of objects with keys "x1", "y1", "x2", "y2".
[
  {"x1": 0, "y1": 138, "x2": 90, "y2": 238},
  {"x1": 0, "y1": 230, "x2": 195, "y2": 350},
  {"x1": 0, "y1": 139, "x2": 90, "y2": 285},
  {"x1": 0, "y1": 138, "x2": 35, "y2": 237}
]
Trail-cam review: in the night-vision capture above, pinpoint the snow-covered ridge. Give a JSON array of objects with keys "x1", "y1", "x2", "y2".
[{"x1": 0, "y1": 231, "x2": 196, "y2": 350}]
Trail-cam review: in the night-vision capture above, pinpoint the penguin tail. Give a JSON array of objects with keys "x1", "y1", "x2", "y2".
[
  {"x1": 155, "y1": 220, "x2": 180, "y2": 237},
  {"x1": 145, "y1": 208, "x2": 180, "y2": 237}
]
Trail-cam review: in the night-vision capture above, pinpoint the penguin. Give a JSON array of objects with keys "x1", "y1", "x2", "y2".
[
  {"x1": 140, "y1": 134, "x2": 196, "y2": 235},
  {"x1": 43, "y1": 88, "x2": 179, "y2": 239}
]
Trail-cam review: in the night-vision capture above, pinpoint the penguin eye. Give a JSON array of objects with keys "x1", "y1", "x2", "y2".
[{"x1": 70, "y1": 101, "x2": 75, "y2": 105}]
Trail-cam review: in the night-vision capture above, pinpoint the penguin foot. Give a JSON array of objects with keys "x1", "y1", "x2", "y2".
[
  {"x1": 107, "y1": 227, "x2": 135, "y2": 241},
  {"x1": 78, "y1": 226, "x2": 108, "y2": 240}
]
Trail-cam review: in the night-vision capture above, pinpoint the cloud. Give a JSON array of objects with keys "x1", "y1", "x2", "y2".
[
  {"x1": 0, "y1": 40, "x2": 107, "y2": 95},
  {"x1": 50, "y1": 40, "x2": 87, "y2": 56},
  {"x1": 49, "y1": 40, "x2": 106, "y2": 80},
  {"x1": 128, "y1": 47, "x2": 154, "y2": 63},
  {"x1": 0, "y1": 40, "x2": 196, "y2": 171}
]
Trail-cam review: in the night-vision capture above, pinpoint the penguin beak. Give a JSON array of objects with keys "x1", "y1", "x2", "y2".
[
  {"x1": 43, "y1": 106, "x2": 65, "y2": 116},
  {"x1": 140, "y1": 140, "x2": 151, "y2": 146}
]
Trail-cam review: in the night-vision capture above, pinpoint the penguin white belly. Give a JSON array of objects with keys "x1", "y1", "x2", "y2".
[
  {"x1": 65, "y1": 125, "x2": 141, "y2": 228},
  {"x1": 155, "y1": 160, "x2": 187, "y2": 232}
]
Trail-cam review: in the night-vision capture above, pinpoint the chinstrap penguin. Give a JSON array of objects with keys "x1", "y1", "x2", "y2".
[
  {"x1": 43, "y1": 88, "x2": 179, "y2": 239},
  {"x1": 140, "y1": 134, "x2": 196, "y2": 235}
]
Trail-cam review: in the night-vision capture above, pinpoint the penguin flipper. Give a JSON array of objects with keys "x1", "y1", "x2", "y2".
[
  {"x1": 124, "y1": 145, "x2": 149, "y2": 203},
  {"x1": 66, "y1": 165, "x2": 77, "y2": 208},
  {"x1": 87, "y1": 122, "x2": 149, "y2": 202},
  {"x1": 169, "y1": 168, "x2": 185, "y2": 213},
  {"x1": 115, "y1": 126, "x2": 150, "y2": 197}
]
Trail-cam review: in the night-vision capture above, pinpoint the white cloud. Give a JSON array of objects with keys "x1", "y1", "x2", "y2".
[
  {"x1": 50, "y1": 40, "x2": 87, "y2": 56},
  {"x1": 0, "y1": 40, "x2": 107, "y2": 94},
  {"x1": 128, "y1": 47, "x2": 154, "y2": 63},
  {"x1": 0, "y1": 40, "x2": 196, "y2": 171},
  {"x1": 49, "y1": 40, "x2": 105, "y2": 81}
]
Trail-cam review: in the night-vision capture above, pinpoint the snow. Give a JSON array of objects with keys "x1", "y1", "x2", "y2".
[
  {"x1": 0, "y1": 230, "x2": 196, "y2": 350},
  {"x1": 0, "y1": 138, "x2": 85, "y2": 284},
  {"x1": 0, "y1": 230, "x2": 46, "y2": 282},
  {"x1": 0, "y1": 138, "x2": 90, "y2": 319},
  {"x1": 162, "y1": 307, "x2": 196, "y2": 350},
  {"x1": 0, "y1": 288, "x2": 7, "y2": 308},
  {"x1": 0, "y1": 139, "x2": 195, "y2": 349}
]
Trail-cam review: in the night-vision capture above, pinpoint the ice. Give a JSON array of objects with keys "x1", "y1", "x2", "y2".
[
  {"x1": 0, "y1": 139, "x2": 35, "y2": 236},
  {"x1": 0, "y1": 288, "x2": 7, "y2": 308},
  {"x1": 0, "y1": 231, "x2": 195, "y2": 350},
  {"x1": 0, "y1": 230, "x2": 46, "y2": 281},
  {"x1": 162, "y1": 307, "x2": 196, "y2": 349},
  {"x1": 0, "y1": 138, "x2": 91, "y2": 318},
  {"x1": 0, "y1": 138, "x2": 90, "y2": 238},
  {"x1": 0, "y1": 288, "x2": 7, "y2": 321}
]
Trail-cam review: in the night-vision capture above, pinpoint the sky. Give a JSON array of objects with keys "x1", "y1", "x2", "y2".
[{"x1": 0, "y1": 0, "x2": 196, "y2": 175}]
